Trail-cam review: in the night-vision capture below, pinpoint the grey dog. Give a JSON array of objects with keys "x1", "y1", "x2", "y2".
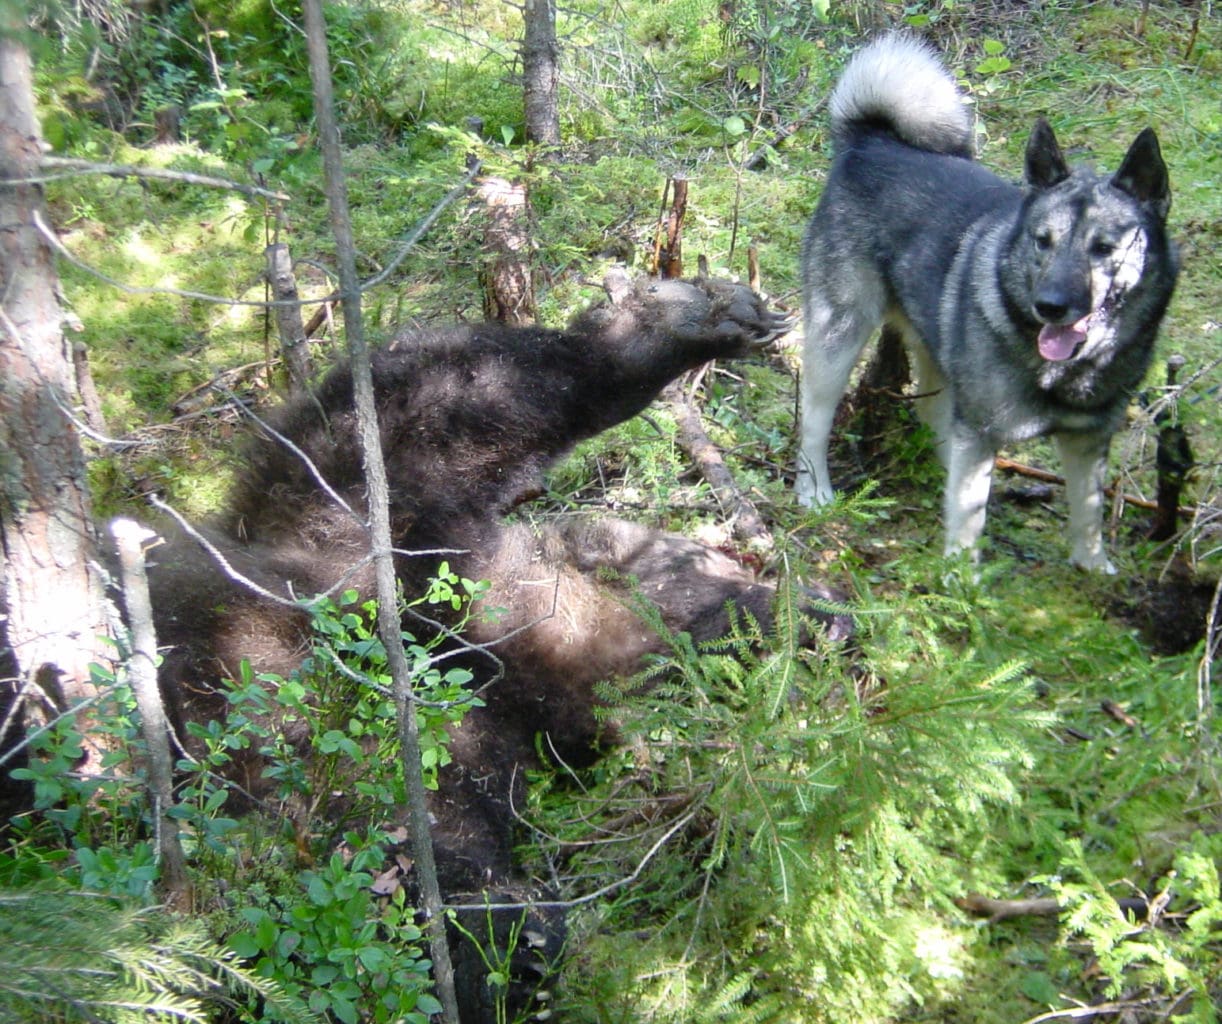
[{"x1": 795, "y1": 34, "x2": 1178, "y2": 572}]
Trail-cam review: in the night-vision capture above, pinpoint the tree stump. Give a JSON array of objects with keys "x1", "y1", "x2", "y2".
[{"x1": 476, "y1": 176, "x2": 536, "y2": 325}]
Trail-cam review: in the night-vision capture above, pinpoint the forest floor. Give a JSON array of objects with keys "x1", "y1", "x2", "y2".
[{"x1": 23, "y1": 0, "x2": 1222, "y2": 1021}]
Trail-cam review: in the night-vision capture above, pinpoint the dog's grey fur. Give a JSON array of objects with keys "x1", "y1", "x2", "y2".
[{"x1": 795, "y1": 33, "x2": 1178, "y2": 571}]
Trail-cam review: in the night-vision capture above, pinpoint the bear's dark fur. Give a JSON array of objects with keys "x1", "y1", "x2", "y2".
[{"x1": 145, "y1": 275, "x2": 851, "y2": 1019}]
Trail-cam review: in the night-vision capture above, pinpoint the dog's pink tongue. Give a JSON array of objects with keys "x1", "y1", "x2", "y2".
[{"x1": 1038, "y1": 321, "x2": 1088, "y2": 361}]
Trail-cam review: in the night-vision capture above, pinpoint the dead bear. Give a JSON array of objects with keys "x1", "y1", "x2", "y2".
[{"x1": 146, "y1": 274, "x2": 852, "y2": 1020}]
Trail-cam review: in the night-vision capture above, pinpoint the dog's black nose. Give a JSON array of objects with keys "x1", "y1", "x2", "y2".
[{"x1": 1033, "y1": 299, "x2": 1070, "y2": 323}]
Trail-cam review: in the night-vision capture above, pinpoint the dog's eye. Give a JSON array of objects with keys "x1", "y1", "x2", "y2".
[
  {"x1": 1033, "y1": 230, "x2": 1054, "y2": 251},
  {"x1": 1090, "y1": 239, "x2": 1116, "y2": 258}
]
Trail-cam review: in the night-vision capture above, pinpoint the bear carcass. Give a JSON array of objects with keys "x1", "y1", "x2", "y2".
[{"x1": 147, "y1": 275, "x2": 851, "y2": 1018}]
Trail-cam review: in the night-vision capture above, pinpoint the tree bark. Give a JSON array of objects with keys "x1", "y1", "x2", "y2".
[
  {"x1": 653, "y1": 176, "x2": 687, "y2": 279},
  {"x1": 522, "y1": 0, "x2": 560, "y2": 146},
  {"x1": 265, "y1": 242, "x2": 313, "y2": 391},
  {"x1": 477, "y1": 175, "x2": 536, "y2": 325},
  {"x1": 110, "y1": 519, "x2": 191, "y2": 909},
  {"x1": 0, "y1": 29, "x2": 110, "y2": 743}
]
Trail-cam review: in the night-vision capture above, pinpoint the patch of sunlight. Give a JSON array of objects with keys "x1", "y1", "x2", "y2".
[
  {"x1": 913, "y1": 923, "x2": 967, "y2": 982},
  {"x1": 121, "y1": 230, "x2": 179, "y2": 291},
  {"x1": 1023, "y1": 606, "x2": 1052, "y2": 627},
  {"x1": 216, "y1": 279, "x2": 266, "y2": 335},
  {"x1": 118, "y1": 140, "x2": 229, "y2": 174},
  {"x1": 165, "y1": 194, "x2": 255, "y2": 252}
]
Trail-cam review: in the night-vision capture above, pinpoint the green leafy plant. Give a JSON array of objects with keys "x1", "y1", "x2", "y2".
[
  {"x1": 228, "y1": 837, "x2": 441, "y2": 1024},
  {"x1": 2, "y1": 568, "x2": 487, "y2": 1022},
  {"x1": 447, "y1": 902, "x2": 536, "y2": 1024},
  {"x1": 174, "y1": 579, "x2": 484, "y2": 852}
]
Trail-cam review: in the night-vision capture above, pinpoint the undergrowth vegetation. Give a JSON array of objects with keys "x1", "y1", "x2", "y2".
[{"x1": 5, "y1": 0, "x2": 1220, "y2": 1021}]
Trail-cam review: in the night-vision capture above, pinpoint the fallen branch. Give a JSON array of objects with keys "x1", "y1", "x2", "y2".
[
  {"x1": 34, "y1": 155, "x2": 291, "y2": 202},
  {"x1": 743, "y1": 96, "x2": 826, "y2": 172},
  {"x1": 955, "y1": 892, "x2": 1151, "y2": 922},
  {"x1": 1019, "y1": 998, "x2": 1168, "y2": 1024},
  {"x1": 994, "y1": 456, "x2": 1197, "y2": 518},
  {"x1": 664, "y1": 374, "x2": 774, "y2": 552},
  {"x1": 446, "y1": 800, "x2": 706, "y2": 914},
  {"x1": 652, "y1": 176, "x2": 688, "y2": 279}
]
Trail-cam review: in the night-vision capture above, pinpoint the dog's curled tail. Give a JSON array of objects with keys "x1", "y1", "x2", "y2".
[{"x1": 829, "y1": 33, "x2": 974, "y2": 158}]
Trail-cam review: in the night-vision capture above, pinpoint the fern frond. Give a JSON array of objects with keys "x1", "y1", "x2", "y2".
[{"x1": 0, "y1": 889, "x2": 320, "y2": 1024}]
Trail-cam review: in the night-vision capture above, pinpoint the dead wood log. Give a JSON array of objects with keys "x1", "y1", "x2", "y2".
[
  {"x1": 747, "y1": 244, "x2": 761, "y2": 293},
  {"x1": 153, "y1": 105, "x2": 181, "y2": 144},
  {"x1": 1149, "y1": 355, "x2": 1193, "y2": 541},
  {"x1": 600, "y1": 265, "x2": 774, "y2": 551},
  {"x1": 993, "y1": 457, "x2": 1197, "y2": 519}
]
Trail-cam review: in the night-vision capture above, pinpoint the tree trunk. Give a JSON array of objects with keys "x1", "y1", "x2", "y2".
[
  {"x1": 653, "y1": 176, "x2": 688, "y2": 279},
  {"x1": 265, "y1": 241, "x2": 313, "y2": 391},
  {"x1": 0, "y1": 30, "x2": 110, "y2": 743},
  {"x1": 477, "y1": 175, "x2": 536, "y2": 325},
  {"x1": 522, "y1": 0, "x2": 560, "y2": 145},
  {"x1": 110, "y1": 519, "x2": 191, "y2": 909},
  {"x1": 299, "y1": 3, "x2": 461, "y2": 1020}
]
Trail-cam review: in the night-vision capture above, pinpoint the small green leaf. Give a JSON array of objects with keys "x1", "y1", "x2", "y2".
[
  {"x1": 735, "y1": 64, "x2": 761, "y2": 88},
  {"x1": 1019, "y1": 971, "x2": 1060, "y2": 1005},
  {"x1": 723, "y1": 115, "x2": 747, "y2": 137}
]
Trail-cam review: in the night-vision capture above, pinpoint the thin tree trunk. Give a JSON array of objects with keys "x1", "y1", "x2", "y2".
[
  {"x1": 298, "y1": 4, "x2": 461, "y2": 1021},
  {"x1": 653, "y1": 176, "x2": 687, "y2": 279},
  {"x1": 110, "y1": 519, "x2": 191, "y2": 909},
  {"x1": 265, "y1": 242, "x2": 313, "y2": 391},
  {"x1": 522, "y1": 0, "x2": 560, "y2": 145},
  {"x1": 0, "y1": 27, "x2": 110, "y2": 754},
  {"x1": 477, "y1": 175, "x2": 536, "y2": 325}
]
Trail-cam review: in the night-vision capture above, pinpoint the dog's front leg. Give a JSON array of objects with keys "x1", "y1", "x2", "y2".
[
  {"x1": 1056, "y1": 432, "x2": 1116, "y2": 574},
  {"x1": 943, "y1": 424, "x2": 996, "y2": 562}
]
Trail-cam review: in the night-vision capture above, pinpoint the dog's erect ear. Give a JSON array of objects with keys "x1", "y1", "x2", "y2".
[
  {"x1": 1111, "y1": 127, "x2": 1171, "y2": 221},
  {"x1": 1025, "y1": 118, "x2": 1071, "y2": 189}
]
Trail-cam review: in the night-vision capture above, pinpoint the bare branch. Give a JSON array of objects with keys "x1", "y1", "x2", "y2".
[
  {"x1": 27, "y1": 155, "x2": 291, "y2": 202},
  {"x1": 148, "y1": 496, "x2": 310, "y2": 609},
  {"x1": 32, "y1": 210, "x2": 300, "y2": 309},
  {"x1": 214, "y1": 385, "x2": 364, "y2": 525},
  {"x1": 1018, "y1": 999, "x2": 1165, "y2": 1024},
  {"x1": 30, "y1": 157, "x2": 481, "y2": 313}
]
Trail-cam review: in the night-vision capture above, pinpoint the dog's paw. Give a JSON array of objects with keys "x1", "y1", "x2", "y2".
[
  {"x1": 795, "y1": 470, "x2": 834, "y2": 508},
  {"x1": 1070, "y1": 549, "x2": 1118, "y2": 574}
]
